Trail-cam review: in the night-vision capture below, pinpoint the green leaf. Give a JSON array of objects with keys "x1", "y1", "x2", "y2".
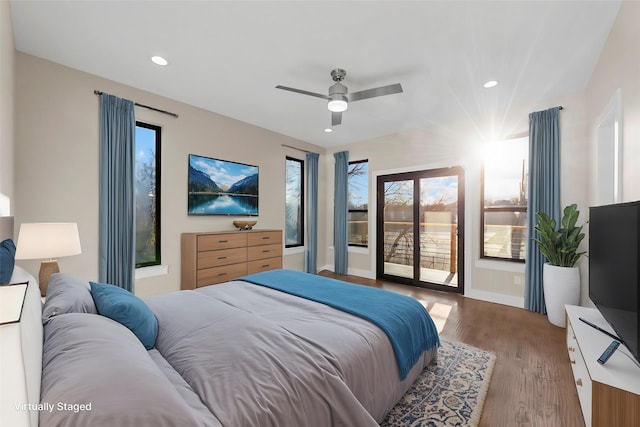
[{"x1": 533, "y1": 203, "x2": 586, "y2": 267}]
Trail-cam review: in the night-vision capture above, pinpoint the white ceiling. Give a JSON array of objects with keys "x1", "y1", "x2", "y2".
[{"x1": 10, "y1": 0, "x2": 621, "y2": 148}]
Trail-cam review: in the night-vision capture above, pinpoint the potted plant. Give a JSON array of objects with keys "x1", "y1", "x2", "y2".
[{"x1": 533, "y1": 203, "x2": 587, "y2": 327}]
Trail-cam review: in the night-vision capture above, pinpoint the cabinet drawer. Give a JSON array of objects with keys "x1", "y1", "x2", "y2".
[
  {"x1": 247, "y1": 243, "x2": 282, "y2": 261},
  {"x1": 198, "y1": 233, "x2": 247, "y2": 251},
  {"x1": 247, "y1": 257, "x2": 282, "y2": 274},
  {"x1": 197, "y1": 263, "x2": 247, "y2": 287},
  {"x1": 248, "y1": 231, "x2": 282, "y2": 246},
  {"x1": 567, "y1": 320, "x2": 593, "y2": 427},
  {"x1": 198, "y1": 247, "x2": 247, "y2": 269}
]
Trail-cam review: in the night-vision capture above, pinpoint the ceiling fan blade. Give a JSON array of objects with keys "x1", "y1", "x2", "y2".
[
  {"x1": 331, "y1": 111, "x2": 342, "y2": 126},
  {"x1": 275, "y1": 85, "x2": 329, "y2": 100},
  {"x1": 348, "y1": 83, "x2": 403, "y2": 102}
]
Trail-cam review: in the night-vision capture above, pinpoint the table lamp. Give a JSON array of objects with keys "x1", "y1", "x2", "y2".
[{"x1": 15, "y1": 222, "x2": 82, "y2": 296}]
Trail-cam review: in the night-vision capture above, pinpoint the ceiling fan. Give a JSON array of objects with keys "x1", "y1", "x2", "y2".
[{"x1": 276, "y1": 68, "x2": 403, "y2": 126}]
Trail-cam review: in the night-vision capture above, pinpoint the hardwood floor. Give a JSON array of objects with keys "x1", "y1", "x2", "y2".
[{"x1": 318, "y1": 271, "x2": 585, "y2": 427}]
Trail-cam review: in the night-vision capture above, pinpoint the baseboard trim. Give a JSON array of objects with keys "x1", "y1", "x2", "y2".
[
  {"x1": 319, "y1": 265, "x2": 376, "y2": 280},
  {"x1": 319, "y1": 266, "x2": 525, "y2": 309},
  {"x1": 464, "y1": 288, "x2": 524, "y2": 309}
]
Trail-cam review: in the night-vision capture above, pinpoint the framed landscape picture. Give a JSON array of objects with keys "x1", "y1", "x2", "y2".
[{"x1": 188, "y1": 154, "x2": 258, "y2": 216}]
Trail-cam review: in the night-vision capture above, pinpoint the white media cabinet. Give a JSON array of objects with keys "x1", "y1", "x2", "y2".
[{"x1": 565, "y1": 305, "x2": 640, "y2": 426}]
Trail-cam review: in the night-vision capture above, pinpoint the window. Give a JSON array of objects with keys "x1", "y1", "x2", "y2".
[
  {"x1": 481, "y1": 137, "x2": 528, "y2": 262},
  {"x1": 135, "y1": 122, "x2": 161, "y2": 267},
  {"x1": 348, "y1": 160, "x2": 369, "y2": 247},
  {"x1": 285, "y1": 157, "x2": 304, "y2": 247}
]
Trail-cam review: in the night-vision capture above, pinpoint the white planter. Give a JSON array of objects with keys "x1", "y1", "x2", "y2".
[{"x1": 543, "y1": 264, "x2": 580, "y2": 328}]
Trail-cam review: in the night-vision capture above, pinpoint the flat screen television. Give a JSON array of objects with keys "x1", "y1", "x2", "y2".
[
  {"x1": 188, "y1": 154, "x2": 258, "y2": 216},
  {"x1": 589, "y1": 201, "x2": 640, "y2": 363}
]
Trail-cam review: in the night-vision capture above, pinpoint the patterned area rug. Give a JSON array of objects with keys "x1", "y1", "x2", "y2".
[{"x1": 381, "y1": 340, "x2": 496, "y2": 427}]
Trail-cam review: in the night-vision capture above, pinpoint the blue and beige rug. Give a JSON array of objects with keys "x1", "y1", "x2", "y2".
[{"x1": 382, "y1": 340, "x2": 496, "y2": 427}]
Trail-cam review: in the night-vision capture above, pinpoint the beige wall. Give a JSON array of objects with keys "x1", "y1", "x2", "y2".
[
  {"x1": 584, "y1": 0, "x2": 640, "y2": 305},
  {"x1": 9, "y1": 2, "x2": 639, "y2": 306},
  {"x1": 321, "y1": 1, "x2": 640, "y2": 307},
  {"x1": 587, "y1": 0, "x2": 640, "y2": 203},
  {"x1": 325, "y1": 89, "x2": 589, "y2": 306},
  {"x1": 14, "y1": 53, "x2": 326, "y2": 297},
  {"x1": 0, "y1": 0, "x2": 15, "y2": 216}
]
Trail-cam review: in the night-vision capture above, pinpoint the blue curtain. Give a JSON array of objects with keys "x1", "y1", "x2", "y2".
[
  {"x1": 525, "y1": 106, "x2": 561, "y2": 313},
  {"x1": 305, "y1": 152, "x2": 319, "y2": 274},
  {"x1": 333, "y1": 151, "x2": 349, "y2": 274},
  {"x1": 99, "y1": 93, "x2": 136, "y2": 292}
]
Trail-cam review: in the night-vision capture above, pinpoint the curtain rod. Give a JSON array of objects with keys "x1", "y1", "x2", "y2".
[
  {"x1": 282, "y1": 144, "x2": 313, "y2": 154},
  {"x1": 94, "y1": 90, "x2": 179, "y2": 118}
]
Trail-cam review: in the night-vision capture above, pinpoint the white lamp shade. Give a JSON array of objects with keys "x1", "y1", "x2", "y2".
[{"x1": 15, "y1": 223, "x2": 82, "y2": 260}]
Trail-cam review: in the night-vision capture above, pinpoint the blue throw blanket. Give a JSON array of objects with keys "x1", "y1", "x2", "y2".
[{"x1": 238, "y1": 269, "x2": 440, "y2": 380}]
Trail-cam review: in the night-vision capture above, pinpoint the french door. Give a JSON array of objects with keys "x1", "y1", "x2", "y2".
[{"x1": 376, "y1": 167, "x2": 464, "y2": 293}]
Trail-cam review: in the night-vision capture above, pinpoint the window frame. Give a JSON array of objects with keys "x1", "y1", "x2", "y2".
[
  {"x1": 348, "y1": 159, "x2": 369, "y2": 248},
  {"x1": 480, "y1": 138, "x2": 528, "y2": 264},
  {"x1": 134, "y1": 121, "x2": 161, "y2": 268},
  {"x1": 285, "y1": 156, "x2": 305, "y2": 249}
]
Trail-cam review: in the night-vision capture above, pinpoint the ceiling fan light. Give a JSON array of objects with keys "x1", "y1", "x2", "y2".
[{"x1": 328, "y1": 98, "x2": 348, "y2": 112}]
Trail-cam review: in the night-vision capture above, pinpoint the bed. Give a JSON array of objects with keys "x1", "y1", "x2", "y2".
[{"x1": 12, "y1": 268, "x2": 439, "y2": 426}]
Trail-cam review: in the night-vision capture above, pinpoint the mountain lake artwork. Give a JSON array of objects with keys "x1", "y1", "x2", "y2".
[{"x1": 188, "y1": 154, "x2": 259, "y2": 216}]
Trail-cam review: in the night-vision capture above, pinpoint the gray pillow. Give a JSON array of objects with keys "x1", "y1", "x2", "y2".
[
  {"x1": 42, "y1": 273, "x2": 97, "y2": 323},
  {"x1": 40, "y1": 313, "x2": 207, "y2": 427}
]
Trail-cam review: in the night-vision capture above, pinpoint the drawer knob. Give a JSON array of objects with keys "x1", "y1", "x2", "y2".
[
  {"x1": 262, "y1": 264, "x2": 270, "y2": 268},
  {"x1": 576, "y1": 379, "x2": 583, "y2": 387},
  {"x1": 262, "y1": 237, "x2": 270, "y2": 240},
  {"x1": 570, "y1": 359, "x2": 576, "y2": 364},
  {"x1": 217, "y1": 272, "x2": 227, "y2": 277},
  {"x1": 262, "y1": 250, "x2": 270, "y2": 253},
  {"x1": 218, "y1": 256, "x2": 227, "y2": 260},
  {"x1": 219, "y1": 240, "x2": 228, "y2": 243}
]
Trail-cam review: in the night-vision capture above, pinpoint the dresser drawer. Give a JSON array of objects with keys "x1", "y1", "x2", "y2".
[
  {"x1": 197, "y1": 263, "x2": 248, "y2": 287},
  {"x1": 248, "y1": 231, "x2": 282, "y2": 246},
  {"x1": 247, "y1": 257, "x2": 282, "y2": 274},
  {"x1": 198, "y1": 233, "x2": 247, "y2": 251},
  {"x1": 247, "y1": 243, "x2": 282, "y2": 261},
  {"x1": 198, "y1": 247, "x2": 247, "y2": 269}
]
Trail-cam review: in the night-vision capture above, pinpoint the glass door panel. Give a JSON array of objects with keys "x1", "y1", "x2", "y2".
[
  {"x1": 382, "y1": 180, "x2": 414, "y2": 279},
  {"x1": 419, "y1": 176, "x2": 458, "y2": 287}
]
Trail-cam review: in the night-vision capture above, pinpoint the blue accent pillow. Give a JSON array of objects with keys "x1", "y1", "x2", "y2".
[
  {"x1": 90, "y1": 281, "x2": 158, "y2": 349},
  {"x1": 0, "y1": 239, "x2": 16, "y2": 284}
]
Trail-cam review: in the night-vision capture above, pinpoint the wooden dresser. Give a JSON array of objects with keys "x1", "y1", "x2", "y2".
[{"x1": 181, "y1": 229, "x2": 282, "y2": 290}]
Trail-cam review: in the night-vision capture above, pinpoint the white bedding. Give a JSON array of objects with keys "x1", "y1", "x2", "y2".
[{"x1": 0, "y1": 266, "x2": 43, "y2": 427}]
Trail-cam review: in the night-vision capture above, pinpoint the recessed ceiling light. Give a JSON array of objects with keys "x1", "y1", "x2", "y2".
[
  {"x1": 483, "y1": 80, "x2": 498, "y2": 88},
  {"x1": 151, "y1": 56, "x2": 168, "y2": 66},
  {"x1": 324, "y1": 128, "x2": 333, "y2": 133}
]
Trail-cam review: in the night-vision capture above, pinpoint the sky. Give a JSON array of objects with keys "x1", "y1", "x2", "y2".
[
  {"x1": 483, "y1": 137, "x2": 528, "y2": 202},
  {"x1": 135, "y1": 126, "x2": 155, "y2": 167},
  {"x1": 348, "y1": 162, "x2": 368, "y2": 208},
  {"x1": 190, "y1": 154, "x2": 258, "y2": 189}
]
